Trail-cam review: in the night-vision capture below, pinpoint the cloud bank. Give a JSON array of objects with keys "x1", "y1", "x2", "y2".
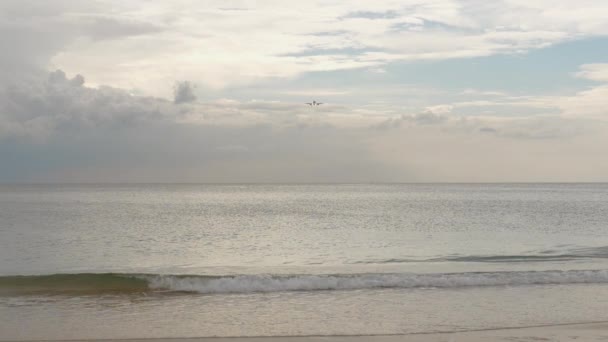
[{"x1": 2, "y1": 67, "x2": 608, "y2": 183}]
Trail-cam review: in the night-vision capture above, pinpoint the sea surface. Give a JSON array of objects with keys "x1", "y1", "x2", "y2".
[{"x1": 1, "y1": 183, "x2": 608, "y2": 340}]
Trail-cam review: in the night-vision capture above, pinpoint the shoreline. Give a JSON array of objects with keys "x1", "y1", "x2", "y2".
[{"x1": 5, "y1": 321, "x2": 608, "y2": 342}]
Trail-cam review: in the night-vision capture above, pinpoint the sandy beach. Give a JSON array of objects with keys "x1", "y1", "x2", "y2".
[{"x1": 10, "y1": 322, "x2": 605, "y2": 342}]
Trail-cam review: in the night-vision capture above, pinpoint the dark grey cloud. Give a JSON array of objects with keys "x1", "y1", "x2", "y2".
[
  {"x1": 374, "y1": 110, "x2": 448, "y2": 130},
  {"x1": 0, "y1": 69, "x2": 171, "y2": 140},
  {"x1": 0, "y1": 70, "x2": 405, "y2": 183},
  {"x1": 341, "y1": 11, "x2": 400, "y2": 20},
  {"x1": 0, "y1": 0, "x2": 163, "y2": 82},
  {"x1": 306, "y1": 30, "x2": 350, "y2": 37},
  {"x1": 406, "y1": 112, "x2": 448, "y2": 125},
  {"x1": 0, "y1": 20, "x2": 71, "y2": 80},
  {"x1": 173, "y1": 81, "x2": 197, "y2": 104},
  {"x1": 0, "y1": 0, "x2": 96, "y2": 18},
  {"x1": 479, "y1": 126, "x2": 497, "y2": 133}
]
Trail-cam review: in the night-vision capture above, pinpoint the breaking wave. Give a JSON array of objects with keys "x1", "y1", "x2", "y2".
[{"x1": 2, "y1": 269, "x2": 608, "y2": 295}]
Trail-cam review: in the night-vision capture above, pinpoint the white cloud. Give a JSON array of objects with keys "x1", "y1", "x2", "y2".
[
  {"x1": 2, "y1": 0, "x2": 604, "y2": 96},
  {"x1": 461, "y1": 89, "x2": 508, "y2": 97},
  {"x1": 575, "y1": 64, "x2": 608, "y2": 82},
  {"x1": 412, "y1": 63, "x2": 608, "y2": 121},
  {"x1": 424, "y1": 104, "x2": 453, "y2": 114},
  {"x1": 554, "y1": 85, "x2": 608, "y2": 118}
]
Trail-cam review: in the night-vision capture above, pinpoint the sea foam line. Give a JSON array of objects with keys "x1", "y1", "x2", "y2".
[
  {"x1": 3, "y1": 270, "x2": 607, "y2": 295},
  {"x1": 143, "y1": 269, "x2": 608, "y2": 294}
]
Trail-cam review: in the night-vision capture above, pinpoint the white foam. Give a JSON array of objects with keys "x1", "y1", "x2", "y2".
[{"x1": 143, "y1": 269, "x2": 608, "y2": 294}]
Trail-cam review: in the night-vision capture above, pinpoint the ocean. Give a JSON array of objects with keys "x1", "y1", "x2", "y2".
[{"x1": 1, "y1": 183, "x2": 608, "y2": 340}]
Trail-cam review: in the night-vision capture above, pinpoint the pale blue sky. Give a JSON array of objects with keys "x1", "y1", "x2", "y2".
[{"x1": 213, "y1": 37, "x2": 608, "y2": 106}]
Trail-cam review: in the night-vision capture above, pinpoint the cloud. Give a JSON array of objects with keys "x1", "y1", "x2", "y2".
[
  {"x1": 554, "y1": 85, "x2": 608, "y2": 119},
  {"x1": 0, "y1": 69, "x2": 406, "y2": 182},
  {"x1": 78, "y1": 16, "x2": 164, "y2": 41},
  {"x1": 2, "y1": 68, "x2": 608, "y2": 182},
  {"x1": 485, "y1": 116, "x2": 590, "y2": 140},
  {"x1": 368, "y1": 119, "x2": 608, "y2": 182},
  {"x1": 404, "y1": 112, "x2": 449, "y2": 125},
  {"x1": 3, "y1": 1, "x2": 605, "y2": 96},
  {"x1": 575, "y1": 64, "x2": 608, "y2": 82},
  {"x1": 374, "y1": 105, "x2": 452, "y2": 129},
  {"x1": 3, "y1": 2, "x2": 608, "y2": 182},
  {"x1": 424, "y1": 104, "x2": 453, "y2": 114},
  {"x1": 0, "y1": 69, "x2": 173, "y2": 140},
  {"x1": 461, "y1": 89, "x2": 508, "y2": 97},
  {"x1": 280, "y1": 89, "x2": 351, "y2": 96},
  {"x1": 173, "y1": 81, "x2": 197, "y2": 104},
  {"x1": 0, "y1": 0, "x2": 166, "y2": 92},
  {"x1": 479, "y1": 127, "x2": 497, "y2": 133}
]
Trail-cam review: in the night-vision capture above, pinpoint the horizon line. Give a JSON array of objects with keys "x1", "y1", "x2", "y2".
[{"x1": 2, "y1": 182, "x2": 608, "y2": 186}]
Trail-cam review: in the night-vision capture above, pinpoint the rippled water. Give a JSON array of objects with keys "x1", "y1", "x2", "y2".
[{"x1": 1, "y1": 183, "x2": 608, "y2": 340}]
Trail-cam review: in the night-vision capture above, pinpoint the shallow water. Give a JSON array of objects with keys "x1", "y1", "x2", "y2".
[{"x1": 1, "y1": 184, "x2": 608, "y2": 340}]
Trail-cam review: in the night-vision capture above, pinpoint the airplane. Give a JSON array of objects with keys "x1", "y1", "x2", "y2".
[{"x1": 305, "y1": 100, "x2": 323, "y2": 106}]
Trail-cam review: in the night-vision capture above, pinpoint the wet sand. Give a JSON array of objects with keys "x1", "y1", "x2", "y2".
[{"x1": 14, "y1": 321, "x2": 608, "y2": 342}]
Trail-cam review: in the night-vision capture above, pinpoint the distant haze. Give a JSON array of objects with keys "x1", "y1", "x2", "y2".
[{"x1": 1, "y1": 1, "x2": 608, "y2": 183}]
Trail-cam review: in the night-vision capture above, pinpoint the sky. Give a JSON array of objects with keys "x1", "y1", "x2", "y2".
[{"x1": 1, "y1": 0, "x2": 608, "y2": 183}]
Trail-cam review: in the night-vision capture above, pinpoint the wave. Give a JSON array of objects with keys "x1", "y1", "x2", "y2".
[
  {"x1": 2, "y1": 269, "x2": 608, "y2": 295},
  {"x1": 0, "y1": 273, "x2": 149, "y2": 295},
  {"x1": 351, "y1": 246, "x2": 608, "y2": 264}
]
